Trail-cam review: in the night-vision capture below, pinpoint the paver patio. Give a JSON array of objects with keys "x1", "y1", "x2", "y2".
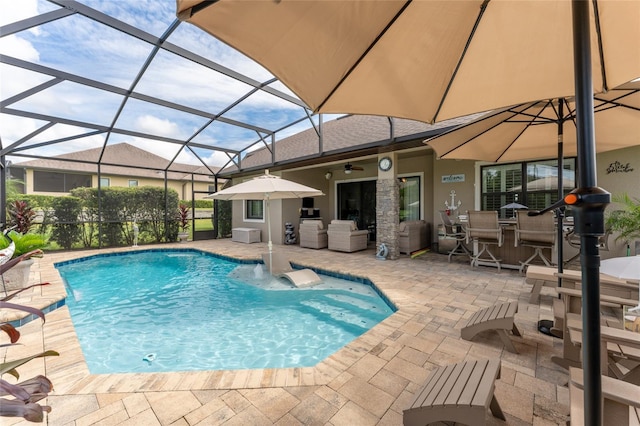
[{"x1": 2, "y1": 239, "x2": 572, "y2": 425}]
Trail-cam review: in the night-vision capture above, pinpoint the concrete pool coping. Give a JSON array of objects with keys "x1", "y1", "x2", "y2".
[{"x1": 2, "y1": 239, "x2": 572, "y2": 425}]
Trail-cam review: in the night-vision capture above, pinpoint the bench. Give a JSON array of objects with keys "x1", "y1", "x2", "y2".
[
  {"x1": 403, "y1": 359, "x2": 505, "y2": 426},
  {"x1": 525, "y1": 265, "x2": 559, "y2": 303},
  {"x1": 551, "y1": 287, "x2": 639, "y2": 371},
  {"x1": 525, "y1": 265, "x2": 639, "y2": 304},
  {"x1": 461, "y1": 301, "x2": 521, "y2": 353},
  {"x1": 231, "y1": 227, "x2": 261, "y2": 243},
  {"x1": 569, "y1": 367, "x2": 640, "y2": 426}
]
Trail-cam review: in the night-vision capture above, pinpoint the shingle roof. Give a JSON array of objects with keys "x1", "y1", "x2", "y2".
[
  {"x1": 231, "y1": 114, "x2": 481, "y2": 171},
  {"x1": 13, "y1": 143, "x2": 217, "y2": 182}
]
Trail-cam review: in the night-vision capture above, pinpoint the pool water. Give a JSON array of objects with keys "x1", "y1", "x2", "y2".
[{"x1": 56, "y1": 249, "x2": 395, "y2": 374}]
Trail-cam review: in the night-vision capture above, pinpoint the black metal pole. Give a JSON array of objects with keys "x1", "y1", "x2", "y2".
[
  {"x1": 572, "y1": 2, "x2": 608, "y2": 425},
  {"x1": 0, "y1": 156, "x2": 6, "y2": 229},
  {"x1": 557, "y1": 100, "x2": 564, "y2": 289}
]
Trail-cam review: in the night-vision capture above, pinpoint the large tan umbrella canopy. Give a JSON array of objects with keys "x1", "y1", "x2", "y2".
[
  {"x1": 177, "y1": 1, "x2": 640, "y2": 422},
  {"x1": 177, "y1": 1, "x2": 639, "y2": 125},
  {"x1": 426, "y1": 81, "x2": 640, "y2": 163},
  {"x1": 205, "y1": 170, "x2": 323, "y2": 272}
]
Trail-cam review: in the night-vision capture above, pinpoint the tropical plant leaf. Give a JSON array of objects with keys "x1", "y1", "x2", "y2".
[
  {"x1": 0, "y1": 351, "x2": 59, "y2": 376},
  {"x1": 1, "y1": 282, "x2": 51, "y2": 302},
  {"x1": 0, "y1": 323, "x2": 20, "y2": 343},
  {"x1": 0, "y1": 249, "x2": 44, "y2": 276},
  {"x1": 0, "y1": 399, "x2": 50, "y2": 422},
  {"x1": 0, "y1": 302, "x2": 45, "y2": 323},
  {"x1": 0, "y1": 375, "x2": 53, "y2": 400},
  {"x1": 0, "y1": 378, "x2": 31, "y2": 400}
]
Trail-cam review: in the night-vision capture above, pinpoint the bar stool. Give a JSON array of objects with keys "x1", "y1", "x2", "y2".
[
  {"x1": 514, "y1": 210, "x2": 556, "y2": 274},
  {"x1": 466, "y1": 210, "x2": 504, "y2": 271},
  {"x1": 439, "y1": 210, "x2": 471, "y2": 262}
]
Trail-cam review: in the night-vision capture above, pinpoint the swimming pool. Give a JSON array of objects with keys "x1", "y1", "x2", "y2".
[{"x1": 55, "y1": 249, "x2": 395, "y2": 374}]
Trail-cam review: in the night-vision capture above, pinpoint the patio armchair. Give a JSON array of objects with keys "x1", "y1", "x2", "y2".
[
  {"x1": 398, "y1": 220, "x2": 430, "y2": 254},
  {"x1": 299, "y1": 220, "x2": 328, "y2": 249},
  {"x1": 327, "y1": 220, "x2": 369, "y2": 252}
]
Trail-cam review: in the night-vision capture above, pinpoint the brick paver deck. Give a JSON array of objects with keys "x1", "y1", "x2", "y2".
[{"x1": 1, "y1": 239, "x2": 570, "y2": 425}]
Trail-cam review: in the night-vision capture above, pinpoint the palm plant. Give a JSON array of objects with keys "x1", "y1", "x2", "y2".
[{"x1": 606, "y1": 193, "x2": 640, "y2": 249}]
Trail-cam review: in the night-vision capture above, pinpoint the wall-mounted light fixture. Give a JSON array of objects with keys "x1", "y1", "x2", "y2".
[{"x1": 325, "y1": 171, "x2": 332, "y2": 180}]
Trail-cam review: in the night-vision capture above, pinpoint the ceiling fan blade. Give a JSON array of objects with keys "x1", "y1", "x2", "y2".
[{"x1": 344, "y1": 163, "x2": 363, "y2": 172}]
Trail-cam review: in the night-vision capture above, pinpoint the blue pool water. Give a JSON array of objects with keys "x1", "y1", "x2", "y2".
[{"x1": 55, "y1": 249, "x2": 395, "y2": 374}]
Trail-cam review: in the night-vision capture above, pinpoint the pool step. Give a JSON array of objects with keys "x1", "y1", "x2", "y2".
[{"x1": 299, "y1": 298, "x2": 382, "y2": 331}]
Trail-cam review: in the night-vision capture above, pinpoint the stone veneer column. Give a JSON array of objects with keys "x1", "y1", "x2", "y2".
[{"x1": 376, "y1": 172, "x2": 400, "y2": 260}]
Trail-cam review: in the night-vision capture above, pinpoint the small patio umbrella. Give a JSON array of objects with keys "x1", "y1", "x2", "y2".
[
  {"x1": 177, "y1": 1, "x2": 640, "y2": 420},
  {"x1": 205, "y1": 170, "x2": 323, "y2": 273},
  {"x1": 600, "y1": 255, "x2": 640, "y2": 312},
  {"x1": 500, "y1": 202, "x2": 528, "y2": 210}
]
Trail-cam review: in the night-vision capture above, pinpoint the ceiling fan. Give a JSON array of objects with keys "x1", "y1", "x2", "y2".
[{"x1": 344, "y1": 163, "x2": 363, "y2": 174}]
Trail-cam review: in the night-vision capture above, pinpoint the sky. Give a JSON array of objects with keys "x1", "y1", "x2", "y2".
[{"x1": 0, "y1": 0, "x2": 343, "y2": 170}]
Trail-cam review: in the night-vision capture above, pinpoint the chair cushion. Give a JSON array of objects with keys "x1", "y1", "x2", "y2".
[
  {"x1": 302, "y1": 219, "x2": 323, "y2": 230},
  {"x1": 330, "y1": 220, "x2": 358, "y2": 230}
]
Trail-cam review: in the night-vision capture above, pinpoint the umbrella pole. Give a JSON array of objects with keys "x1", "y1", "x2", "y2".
[
  {"x1": 556, "y1": 102, "x2": 564, "y2": 289},
  {"x1": 572, "y1": 2, "x2": 609, "y2": 425},
  {"x1": 267, "y1": 195, "x2": 273, "y2": 274}
]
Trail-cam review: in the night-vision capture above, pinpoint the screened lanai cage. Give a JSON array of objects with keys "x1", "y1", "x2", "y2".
[
  {"x1": 0, "y1": 0, "x2": 346, "y2": 249},
  {"x1": 1, "y1": 0, "x2": 462, "y2": 251}
]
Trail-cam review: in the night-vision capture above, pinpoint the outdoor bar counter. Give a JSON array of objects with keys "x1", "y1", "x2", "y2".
[
  {"x1": 459, "y1": 217, "x2": 557, "y2": 271},
  {"x1": 494, "y1": 220, "x2": 552, "y2": 270}
]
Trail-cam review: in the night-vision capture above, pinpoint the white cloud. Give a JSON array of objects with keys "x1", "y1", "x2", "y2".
[
  {"x1": 0, "y1": 0, "x2": 41, "y2": 28},
  {"x1": 135, "y1": 115, "x2": 182, "y2": 139}
]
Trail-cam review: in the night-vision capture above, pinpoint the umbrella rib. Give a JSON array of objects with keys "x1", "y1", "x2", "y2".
[
  {"x1": 591, "y1": 0, "x2": 609, "y2": 92},
  {"x1": 432, "y1": 0, "x2": 490, "y2": 124},
  {"x1": 179, "y1": 1, "x2": 219, "y2": 20},
  {"x1": 494, "y1": 100, "x2": 558, "y2": 162},
  {"x1": 594, "y1": 97, "x2": 640, "y2": 113},
  {"x1": 316, "y1": 1, "x2": 412, "y2": 112}
]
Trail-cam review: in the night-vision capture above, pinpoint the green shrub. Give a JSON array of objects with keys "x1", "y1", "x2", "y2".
[{"x1": 50, "y1": 197, "x2": 82, "y2": 250}]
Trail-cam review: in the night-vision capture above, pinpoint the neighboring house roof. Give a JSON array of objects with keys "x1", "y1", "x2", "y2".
[
  {"x1": 13, "y1": 143, "x2": 218, "y2": 183},
  {"x1": 229, "y1": 113, "x2": 482, "y2": 172}
]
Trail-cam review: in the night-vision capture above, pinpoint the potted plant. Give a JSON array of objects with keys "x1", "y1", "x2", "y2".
[
  {"x1": 0, "y1": 231, "x2": 46, "y2": 290},
  {"x1": 177, "y1": 203, "x2": 190, "y2": 242},
  {"x1": 605, "y1": 193, "x2": 640, "y2": 255}
]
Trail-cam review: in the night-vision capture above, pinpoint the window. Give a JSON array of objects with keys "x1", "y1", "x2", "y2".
[
  {"x1": 128, "y1": 180, "x2": 138, "y2": 187},
  {"x1": 208, "y1": 184, "x2": 217, "y2": 193},
  {"x1": 100, "y1": 177, "x2": 110, "y2": 187},
  {"x1": 399, "y1": 176, "x2": 421, "y2": 222},
  {"x1": 245, "y1": 200, "x2": 264, "y2": 221},
  {"x1": 481, "y1": 158, "x2": 576, "y2": 219},
  {"x1": 33, "y1": 171, "x2": 92, "y2": 192}
]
